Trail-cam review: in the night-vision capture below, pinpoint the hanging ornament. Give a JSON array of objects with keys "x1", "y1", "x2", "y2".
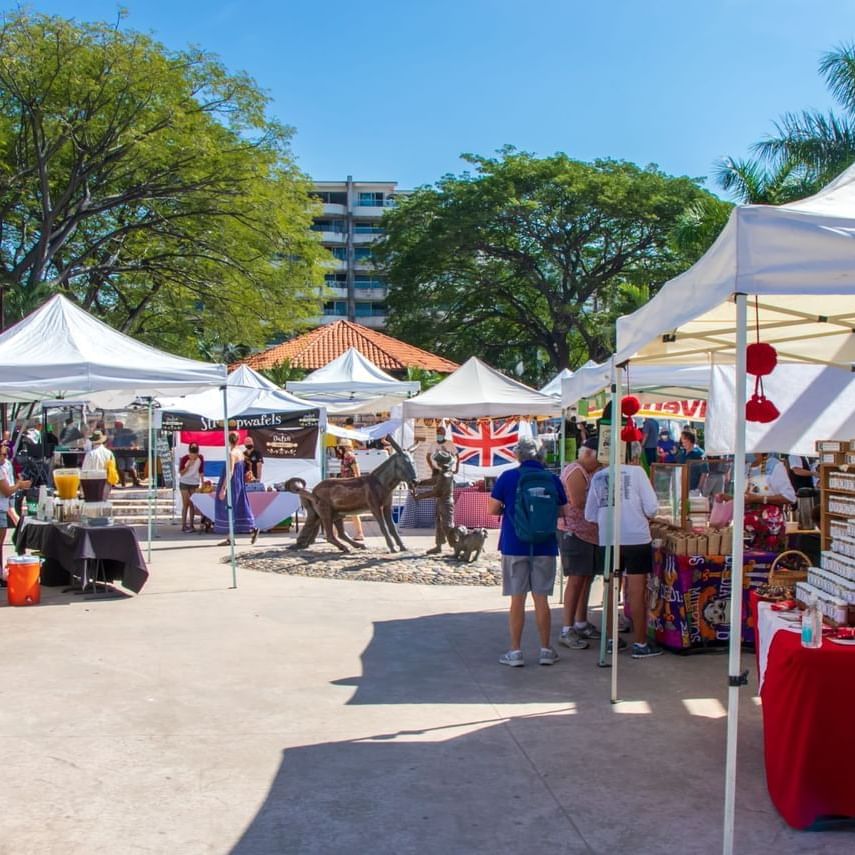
[
  {"x1": 620, "y1": 395, "x2": 643, "y2": 441},
  {"x1": 746, "y1": 342, "x2": 777, "y2": 376},
  {"x1": 621, "y1": 395, "x2": 640, "y2": 416},
  {"x1": 745, "y1": 298, "x2": 780, "y2": 423}
]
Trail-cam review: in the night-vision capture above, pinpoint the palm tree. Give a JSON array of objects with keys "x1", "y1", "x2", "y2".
[
  {"x1": 713, "y1": 157, "x2": 814, "y2": 205},
  {"x1": 720, "y1": 43, "x2": 855, "y2": 202}
]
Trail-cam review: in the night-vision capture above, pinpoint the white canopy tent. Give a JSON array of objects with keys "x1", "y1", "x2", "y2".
[
  {"x1": 560, "y1": 360, "x2": 712, "y2": 408},
  {"x1": 0, "y1": 295, "x2": 226, "y2": 401},
  {"x1": 612, "y1": 163, "x2": 855, "y2": 855},
  {"x1": 0, "y1": 294, "x2": 229, "y2": 577},
  {"x1": 402, "y1": 356, "x2": 562, "y2": 419},
  {"x1": 286, "y1": 347, "x2": 419, "y2": 414},
  {"x1": 159, "y1": 364, "x2": 327, "y2": 490},
  {"x1": 538, "y1": 367, "x2": 574, "y2": 398}
]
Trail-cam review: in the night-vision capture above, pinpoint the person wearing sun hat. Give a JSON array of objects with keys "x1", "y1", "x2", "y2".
[{"x1": 82, "y1": 429, "x2": 117, "y2": 495}]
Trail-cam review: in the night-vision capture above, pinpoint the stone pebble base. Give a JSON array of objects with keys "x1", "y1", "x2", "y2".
[{"x1": 235, "y1": 543, "x2": 502, "y2": 586}]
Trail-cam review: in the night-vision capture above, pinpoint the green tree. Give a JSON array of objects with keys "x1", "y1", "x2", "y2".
[
  {"x1": 0, "y1": 10, "x2": 326, "y2": 351},
  {"x1": 374, "y1": 149, "x2": 714, "y2": 384}
]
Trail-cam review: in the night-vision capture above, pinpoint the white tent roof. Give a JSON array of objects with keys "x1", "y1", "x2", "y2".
[
  {"x1": 402, "y1": 356, "x2": 561, "y2": 419},
  {"x1": 227, "y1": 364, "x2": 278, "y2": 391},
  {"x1": 561, "y1": 361, "x2": 712, "y2": 407},
  {"x1": 615, "y1": 163, "x2": 855, "y2": 367},
  {"x1": 539, "y1": 368, "x2": 574, "y2": 398},
  {"x1": 286, "y1": 347, "x2": 419, "y2": 399},
  {"x1": 0, "y1": 294, "x2": 226, "y2": 402},
  {"x1": 159, "y1": 365, "x2": 320, "y2": 422}
]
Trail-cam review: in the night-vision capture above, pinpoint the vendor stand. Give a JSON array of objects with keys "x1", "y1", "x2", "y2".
[
  {"x1": 15, "y1": 517, "x2": 148, "y2": 594},
  {"x1": 754, "y1": 600, "x2": 855, "y2": 829}
]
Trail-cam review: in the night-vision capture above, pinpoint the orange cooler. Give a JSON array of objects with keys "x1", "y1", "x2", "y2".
[{"x1": 7, "y1": 556, "x2": 41, "y2": 606}]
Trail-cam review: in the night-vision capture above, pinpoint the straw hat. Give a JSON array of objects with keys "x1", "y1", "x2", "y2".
[{"x1": 90, "y1": 430, "x2": 107, "y2": 445}]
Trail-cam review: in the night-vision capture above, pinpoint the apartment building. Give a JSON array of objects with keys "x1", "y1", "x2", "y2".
[{"x1": 310, "y1": 177, "x2": 400, "y2": 329}]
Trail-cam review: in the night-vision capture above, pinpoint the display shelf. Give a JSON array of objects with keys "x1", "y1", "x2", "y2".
[{"x1": 820, "y1": 463, "x2": 855, "y2": 554}]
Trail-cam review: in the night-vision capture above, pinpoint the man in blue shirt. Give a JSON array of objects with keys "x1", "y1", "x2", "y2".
[{"x1": 488, "y1": 437, "x2": 568, "y2": 667}]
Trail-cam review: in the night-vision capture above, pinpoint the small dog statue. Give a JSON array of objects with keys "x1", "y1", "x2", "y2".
[{"x1": 448, "y1": 525, "x2": 488, "y2": 563}]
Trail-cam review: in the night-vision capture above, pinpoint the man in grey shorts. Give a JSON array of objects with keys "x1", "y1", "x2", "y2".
[{"x1": 488, "y1": 437, "x2": 568, "y2": 667}]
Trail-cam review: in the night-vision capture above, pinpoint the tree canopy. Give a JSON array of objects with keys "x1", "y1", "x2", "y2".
[
  {"x1": 373, "y1": 149, "x2": 718, "y2": 383},
  {"x1": 0, "y1": 10, "x2": 326, "y2": 356}
]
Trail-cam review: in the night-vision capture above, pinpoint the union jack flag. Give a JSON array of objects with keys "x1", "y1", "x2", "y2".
[{"x1": 450, "y1": 419, "x2": 520, "y2": 467}]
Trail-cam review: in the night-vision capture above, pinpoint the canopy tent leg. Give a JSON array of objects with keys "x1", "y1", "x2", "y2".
[
  {"x1": 147, "y1": 399, "x2": 153, "y2": 564},
  {"x1": 610, "y1": 361, "x2": 623, "y2": 701},
  {"x1": 558, "y1": 412, "x2": 566, "y2": 604},
  {"x1": 222, "y1": 387, "x2": 237, "y2": 589},
  {"x1": 597, "y1": 359, "x2": 622, "y2": 677},
  {"x1": 722, "y1": 293, "x2": 748, "y2": 855}
]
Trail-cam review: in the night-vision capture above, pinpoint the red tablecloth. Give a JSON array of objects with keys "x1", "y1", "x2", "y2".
[
  {"x1": 757, "y1": 603, "x2": 855, "y2": 829},
  {"x1": 454, "y1": 490, "x2": 501, "y2": 529}
]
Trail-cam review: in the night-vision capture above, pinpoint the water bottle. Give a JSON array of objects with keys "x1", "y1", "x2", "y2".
[{"x1": 801, "y1": 597, "x2": 823, "y2": 649}]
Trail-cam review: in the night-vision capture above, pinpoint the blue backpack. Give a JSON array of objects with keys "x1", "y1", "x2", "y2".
[{"x1": 513, "y1": 466, "x2": 560, "y2": 545}]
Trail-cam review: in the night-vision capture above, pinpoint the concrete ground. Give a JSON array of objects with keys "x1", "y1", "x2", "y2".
[{"x1": 1, "y1": 524, "x2": 853, "y2": 855}]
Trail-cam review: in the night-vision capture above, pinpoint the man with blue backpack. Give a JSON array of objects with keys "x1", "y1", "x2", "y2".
[{"x1": 487, "y1": 436, "x2": 567, "y2": 667}]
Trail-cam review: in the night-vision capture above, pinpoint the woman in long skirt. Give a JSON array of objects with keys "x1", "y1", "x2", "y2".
[{"x1": 214, "y1": 431, "x2": 255, "y2": 542}]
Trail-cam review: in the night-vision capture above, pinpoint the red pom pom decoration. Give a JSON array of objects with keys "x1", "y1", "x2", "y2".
[
  {"x1": 746, "y1": 342, "x2": 777, "y2": 377},
  {"x1": 621, "y1": 424, "x2": 642, "y2": 442},
  {"x1": 621, "y1": 395, "x2": 640, "y2": 416},
  {"x1": 746, "y1": 393, "x2": 780, "y2": 423}
]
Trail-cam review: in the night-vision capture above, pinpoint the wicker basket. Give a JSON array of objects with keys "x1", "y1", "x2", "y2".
[{"x1": 768, "y1": 550, "x2": 811, "y2": 588}]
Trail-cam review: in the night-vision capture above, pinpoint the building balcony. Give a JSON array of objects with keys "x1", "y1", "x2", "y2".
[
  {"x1": 355, "y1": 314, "x2": 388, "y2": 329},
  {"x1": 353, "y1": 287, "x2": 387, "y2": 300},
  {"x1": 316, "y1": 231, "x2": 346, "y2": 244},
  {"x1": 352, "y1": 231, "x2": 381, "y2": 244},
  {"x1": 352, "y1": 204, "x2": 391, "y2": 219},
  {"x1": 322, "y1": 202, "x2": 346, "y2": 216}
]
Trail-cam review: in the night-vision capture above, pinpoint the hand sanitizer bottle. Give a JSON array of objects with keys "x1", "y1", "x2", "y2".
[{"x1": 801, "y1": 597, "x2": 823, "y2": 649}]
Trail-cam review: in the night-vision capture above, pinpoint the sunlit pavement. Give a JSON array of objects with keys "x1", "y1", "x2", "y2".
[{"x1": 1, "y1": 525, "x2": 851, "y2": 854}]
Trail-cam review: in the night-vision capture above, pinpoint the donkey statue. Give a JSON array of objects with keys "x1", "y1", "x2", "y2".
[{"x1": 286, "y1": 436, "x2": 416, "y2": 553}]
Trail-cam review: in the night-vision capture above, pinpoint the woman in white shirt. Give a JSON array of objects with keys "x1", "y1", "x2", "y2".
[
  {"x1": 585, "y1": 442, "x2": 662, "y2": 659},
  {"x1": 82, "y1": 430, "x2": 116, "y2": 496},
  {"x1": 0, "y1": 443, "x2": 31, "y2": 573}
]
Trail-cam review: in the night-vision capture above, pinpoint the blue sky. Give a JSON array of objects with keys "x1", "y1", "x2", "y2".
[{"x1": 21, "y1": 1, "x2": 855, "y2": 194}]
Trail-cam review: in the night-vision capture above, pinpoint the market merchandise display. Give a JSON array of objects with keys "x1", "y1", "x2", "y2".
[{"x1": 800, "y1": 452, "x2": 855, "y2": 625}]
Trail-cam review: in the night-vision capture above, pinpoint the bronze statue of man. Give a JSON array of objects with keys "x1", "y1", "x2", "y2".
[{"x1": 412, "y1": 447, "x2": 456, "y2": 555}]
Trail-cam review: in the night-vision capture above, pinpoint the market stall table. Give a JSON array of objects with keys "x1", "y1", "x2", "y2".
[
  {"x1": 398, "y1": 488, "x2": 500, "y2": 530},
  {"x1": 648, "y1": 546, "x2": 777, "y2": 650},
  {"x1": 755, "y1": 600, "x2": 855, "y2": 829},
  {"x1": 15, "y1": 517, "x2": 148, "y2": 593},
  {"x1": 191, "y1": 490, "x2": 300, "y2": 533}
]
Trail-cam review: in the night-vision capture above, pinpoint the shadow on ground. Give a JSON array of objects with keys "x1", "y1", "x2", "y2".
[
  {"x1": 227, "y1": 704, "x2": 853, "y2": 855},
  {"x1": 229, "y1": 608, "x2": 855, "y2": 855}
]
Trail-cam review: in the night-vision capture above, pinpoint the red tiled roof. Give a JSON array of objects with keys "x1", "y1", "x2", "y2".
[{"x1": 236, "y1": 320, "x2": 459, "y2": 373}]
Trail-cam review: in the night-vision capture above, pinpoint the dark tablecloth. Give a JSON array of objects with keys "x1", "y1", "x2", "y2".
[
  {"x1": 757, "y1": 603, "x2": 855, "y2": 828},
  {"x1": 15, "y1": 519, "x2": 149, "y2": 593}
]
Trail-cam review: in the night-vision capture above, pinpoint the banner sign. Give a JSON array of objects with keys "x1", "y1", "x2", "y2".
[
  {"x1": 586, "y1": 399, "x2": 707, "y2": 422},
  {"x1": 163, "y1": 410, "x2": 321, "y2": 461},
  {"x1": 156, "y1": 435, "x2": 174, "y2": 488}
]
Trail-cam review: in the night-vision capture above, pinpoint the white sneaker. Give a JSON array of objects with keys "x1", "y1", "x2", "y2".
[
  {"x1": 559, "y1": 630, "x2": 589, "y2": 650},
  {"x1": 499, "y1": 650, "x2": 525, "y2": 667},
  {"x1": 539, "y1": 647, "x2": 560, "y2": 666}
]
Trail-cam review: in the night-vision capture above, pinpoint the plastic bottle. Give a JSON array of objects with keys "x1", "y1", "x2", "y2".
[{"x1": 801, "y1": 597, "x2": 823, "y2": 649}]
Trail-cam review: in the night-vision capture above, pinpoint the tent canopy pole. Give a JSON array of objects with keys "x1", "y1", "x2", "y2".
[
  {"x1": 222, "y1": 387, "x2": 237, "y2": 588},
  {"x1": 722, "y1": 293, "x2": 748, "y2": 855}
]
